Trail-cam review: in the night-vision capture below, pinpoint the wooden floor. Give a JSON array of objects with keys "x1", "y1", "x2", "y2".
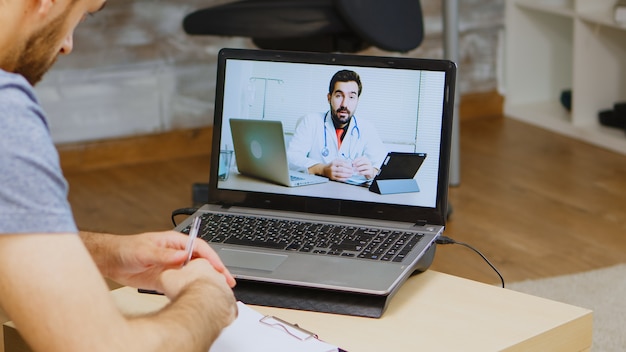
[{"x1": 64, "y1": 116, "x2": 626, "y2": 286}]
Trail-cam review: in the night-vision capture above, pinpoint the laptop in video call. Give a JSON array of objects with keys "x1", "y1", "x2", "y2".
[
  {"x1": 229, "y1": 118, "x2": 329, "y2": 187},
  {"x1": 176, "y1": 48, "x2": 456, "y2": 317}
]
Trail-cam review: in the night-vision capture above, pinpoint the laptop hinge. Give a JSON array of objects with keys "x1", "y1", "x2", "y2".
[{"x1": 414, "y1": 220, "x2": 428, "y2": 227}]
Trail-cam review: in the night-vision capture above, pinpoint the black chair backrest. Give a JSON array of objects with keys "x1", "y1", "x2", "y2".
[{"x1": 183, "y1": 0, "x2": 423, "y2": 53}]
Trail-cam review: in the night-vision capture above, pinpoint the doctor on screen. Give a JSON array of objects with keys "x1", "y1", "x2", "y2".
[{"x1": 287, "y1": 70, "x2": 387, "y2": 182}]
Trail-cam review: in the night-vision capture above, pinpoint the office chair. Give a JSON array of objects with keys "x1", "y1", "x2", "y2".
[{"x1": 182, "y1": 0, "x2": 424, "y2": 53}]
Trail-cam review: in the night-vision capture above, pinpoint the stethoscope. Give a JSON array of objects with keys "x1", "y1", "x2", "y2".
[{"x1": 321, "y1": 111, "x2": 361, "y2": 157}]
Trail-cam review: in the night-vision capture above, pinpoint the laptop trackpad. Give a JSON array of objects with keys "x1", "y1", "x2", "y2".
[{"x1": 219, "y1": 249, "x2": 287, "y2": 272}]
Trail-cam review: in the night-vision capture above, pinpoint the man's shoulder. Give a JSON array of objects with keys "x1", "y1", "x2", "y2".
[
  {"x1": 0, "y1": 69, "x2": 31, "y2": 89},
  {"x1": 0, "y1": 70, "x2": 46, "y2": 129},
  {"x1": 304, "y1": 111, "x2": 325, "y2": 117},
  {"x1": 301, "y1": 112, "x2": 326, "y2": 122},
  {"x1": 0, "y1": 70, "x2": 37, "y2": 104},
  {"x1": 295, "y1": 112, "x2": 325, "y2": 128},
  {"x1": 355, "y1": 117, "x2": 377, "y2": 128}
]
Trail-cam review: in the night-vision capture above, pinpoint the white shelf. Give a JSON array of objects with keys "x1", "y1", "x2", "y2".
[
  {"x1": 578, "y1": 9, "x2": 620, "y2": 28},
  {"x1": 506, "y1": 102, "x2": 626, "y2": 155},
  {"x1": 515, "y1": 0, "x2": 576, "y2": 17},
  {"x1": 506, "y1": 101, "x2": 571, "y2": 127},
  {"x1": 505, "y1": 0, "x2": 626, "y2": 155}
]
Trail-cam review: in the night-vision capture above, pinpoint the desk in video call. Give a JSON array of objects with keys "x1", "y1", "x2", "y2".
[{"x1": 219, "y1": 172, "x2": 431, "y2": 207}]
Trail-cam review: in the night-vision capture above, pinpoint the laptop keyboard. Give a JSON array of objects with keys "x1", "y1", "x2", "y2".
[
  {"x1": 185, "y1": 213, "x2": 424, "y2": 262},
  {"x1": 290, "y1": 174, "x2": 305, "y2": 181}
]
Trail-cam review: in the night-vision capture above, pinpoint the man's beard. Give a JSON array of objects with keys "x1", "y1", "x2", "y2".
[
  {"x1": 12, "y1": 13, "x2": 66, "y2": 86},
  {"x1": 330, "y1": 107, "x2": 352, "y2": 128}
]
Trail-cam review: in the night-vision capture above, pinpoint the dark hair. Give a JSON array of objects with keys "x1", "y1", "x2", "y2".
[{"x1": 329, "y1": 70, "x2": 362, "y2": 97}]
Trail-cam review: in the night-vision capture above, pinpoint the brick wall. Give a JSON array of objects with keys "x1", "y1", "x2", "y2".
[{"x1": 40, "y1": 0, "x2": 504, "y2": 143}]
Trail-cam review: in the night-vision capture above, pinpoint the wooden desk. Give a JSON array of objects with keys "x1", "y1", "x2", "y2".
[{"x1": 3, "y1": 270, "x2": 592, "y2": 352}]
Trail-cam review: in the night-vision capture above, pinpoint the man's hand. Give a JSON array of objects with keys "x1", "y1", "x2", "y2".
[
  {"x1": 351, "y1": 156, "x2": 378, "y2": 179},
  {"x1": 82, "y1": 231, "x2": 236, "y2": 290},
  {"x1": 1, "y1": 233, "x2": 237, "y2": 351},
  {"x1": 157, "y1": 258, "x2": 238, "y2": 349},
  {"x1": 159, "y1": 259, "x2": 235, "y2": 302},
  {"x1": 321, "y1": 158, "x2": 354, "y2": 181},
  {"x1": 158, "y1": 258, "x2": 238, "y2": 322}
]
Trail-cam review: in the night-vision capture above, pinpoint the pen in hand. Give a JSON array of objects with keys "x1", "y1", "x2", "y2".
[
  {"x1": 184, "y1": 216, "x2": 202, "y2": 266},
  {"x1": 138, "y1": 216, "x2": 203, "y2": 296}
]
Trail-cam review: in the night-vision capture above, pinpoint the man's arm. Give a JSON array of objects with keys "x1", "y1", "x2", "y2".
[
  {"x1": 286, "y1": 114, "x2": 324, "y2": 173},
  {"x1": 360, "y1": 120, "x2": 388, "y2": 173},
  {"x1": 0, "y1": 233, "x2": 236, "y2": 352},
  {"x1": 307, "y1": 163, "x2": 327, "y2": 177}
]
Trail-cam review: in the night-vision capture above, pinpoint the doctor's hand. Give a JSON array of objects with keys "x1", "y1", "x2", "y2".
[
  {"x1": 351, "y1": 156, "x2": 377, "y2": 179},
  {"x1": 322, "y1": 159, "x2": 354, "y2": 181}
]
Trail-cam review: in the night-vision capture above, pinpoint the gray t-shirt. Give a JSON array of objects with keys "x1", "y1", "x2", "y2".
[{"x1": 0, "y1": 70, "x2": 77, "y2": 234}]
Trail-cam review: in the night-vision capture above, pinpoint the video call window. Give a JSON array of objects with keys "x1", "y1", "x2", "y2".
[{"x1": 216, "y1": 59, "x2": 446, "y2": 209}]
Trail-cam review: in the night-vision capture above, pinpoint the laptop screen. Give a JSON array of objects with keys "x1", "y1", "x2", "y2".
[{"x1": 209, "y1": 49, "x2": 456, "y2": 226}]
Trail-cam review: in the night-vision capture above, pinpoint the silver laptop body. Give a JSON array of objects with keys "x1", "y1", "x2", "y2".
[
  {"x1": 176, "y1": 48, "x2": 456, "y2": 299},
  {"x1": 229, "y1": 118, "x2": 329, "y2": 187}
]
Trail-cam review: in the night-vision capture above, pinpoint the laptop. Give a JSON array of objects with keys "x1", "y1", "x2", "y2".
[
  {"x1": 177, "y1": 48, "x2": 456, "y2": 317},
  {"x1": 229, "y1": 118, "x2": 329, "y2": 187}
]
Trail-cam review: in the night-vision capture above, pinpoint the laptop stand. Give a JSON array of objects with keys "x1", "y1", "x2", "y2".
[
  {"x1": 234, "y1": 280, "x2": 389, "y2": 318},
  {"x1": 233, "y1": 244, "x2": 436, "y2": 318}
]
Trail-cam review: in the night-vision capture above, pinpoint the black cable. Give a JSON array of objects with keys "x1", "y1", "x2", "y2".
[
  {"x1": 171, "y1": 207, "x2": 199, "y2": 227},
  {"x1": 436, "y1": 235, "x2": 505, "y2": 288}
]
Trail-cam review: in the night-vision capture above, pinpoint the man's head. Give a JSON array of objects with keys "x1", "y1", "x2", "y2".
[
  {"x1": 327, "y1": 70, "x2": 362, "y2": 128},
  {"x1": 0, "y1": 0, "x2": 106, "y2": 85}
]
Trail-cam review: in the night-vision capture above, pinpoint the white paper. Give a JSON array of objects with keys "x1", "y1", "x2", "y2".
[{"x1": 209, "y1": 302, "x2": 338, "y2": 352}]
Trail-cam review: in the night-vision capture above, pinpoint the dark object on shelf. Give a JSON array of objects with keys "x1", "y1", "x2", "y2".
[
  {"x1": 598, "y1": 101, "x2": 626, "y2": 133},
  {"x1": 183, "y1": 0, "x2": 424, "y2": 53},
  {"x1": 560, "y1": 89, "x2": 572, "y2": 111},
  {"x1": 617, "y1": 102, "x2": 626, "y2": 117}
]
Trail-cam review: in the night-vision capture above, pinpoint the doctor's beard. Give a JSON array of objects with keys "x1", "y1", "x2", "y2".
[{"x1": 331, "y1": 107, "x2": 352, "y2": 128}]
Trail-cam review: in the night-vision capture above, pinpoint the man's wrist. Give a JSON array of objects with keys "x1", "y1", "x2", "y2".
[
  {"x1": 79, "y1": 231, "x2": 119, "y2": 278},
  {"x1": 308, "y1": 164, "x2": 324, "y2": 176},
  {"x1": 155, "y1": 276, "x2": 237, "y2": 350}
]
